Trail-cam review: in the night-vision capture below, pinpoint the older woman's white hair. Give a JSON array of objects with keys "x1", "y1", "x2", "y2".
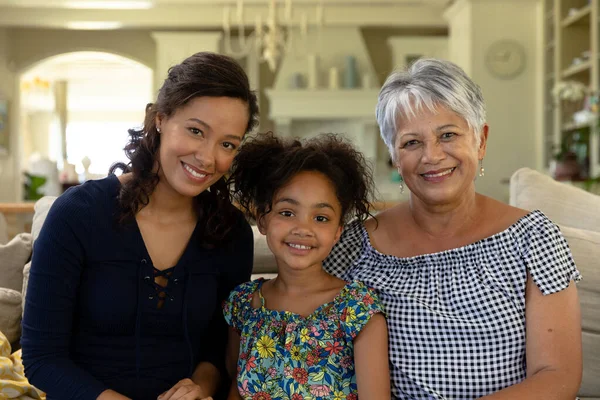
[{"x1": 376, "y1": 58, "x2": 487, "y2": 162}]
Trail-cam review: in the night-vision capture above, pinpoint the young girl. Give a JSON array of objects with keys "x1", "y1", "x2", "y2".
[{"x1": 224, "y1": 133, "x2": 390, "y2": 400}]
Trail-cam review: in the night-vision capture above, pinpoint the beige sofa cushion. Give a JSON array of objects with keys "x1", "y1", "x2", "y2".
[
  {"x1": 560, "y1": 225, "x2": 600, "y2": 397},
  {"x1": 510, "y1": 168, "x2": 600, "y2": 398},
  {"x1": 510, "y1": 167, "x2": 600, "y2": 233},
  {"x1": 251, "y1": 226, "x2": 277, "y2": 279},
  {"x1": 32, "y1": 196, "x2": 56, "y2": 241},
  {"x1": 0, "y1": 288, "x2": 22, "y2": 346},
  {"x1": 0, "y1": 213, "x2": 8, "y2": 245},
  {"x1": 0, "y1": 233, "x2": 32, "y2": 292}
]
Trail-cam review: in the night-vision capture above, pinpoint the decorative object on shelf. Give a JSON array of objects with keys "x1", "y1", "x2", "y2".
[
  {"x1": 307, "y1": 54, "x2": 319, "y2": 89},
  {"x1": 81, "y1": 156, "x2": 92, "y2": 182},
  {"x1": 222, "y1": 0, "x2": 325, "y2": 71},
  {"x1": 552, "y1": 80, "x2": 589, "y2": 119},
  {"x1": 361, "y1": 73, "x2": 372, "y2": 89},
  {"x1": 289, "y1": 73, "x2": 304, "y2": 89},
  {"x1": 328, "y1": 67, "x2": 339, "y2": 90},
  {"x1": 551, "y1": 150, "x2": 581, "y2": 181},
  {"x1": 571, "y1": 50, "x2": 592, "y2": 67},
  {"x1": 344, "y1": 55, "x2": 358, "y2": 89},
  {"x1": 59, "y1": 161, "x2": 78, "y2": 184},
  {"x1": 550, "y1": 130, "x2": 591, "y2": 181},
  {"x1": 484, "y1": 39, "x2": 527, "y2": 79},
  {"x1": 552, "y1": 80, "x2": 588, "y2": 102},
  {"x1": 0, "y1": 97, "x2": 7, "y2": 156}
]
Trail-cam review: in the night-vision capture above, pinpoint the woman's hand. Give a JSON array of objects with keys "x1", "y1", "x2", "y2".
[{"x1": 157, "y1": 378, "x2": 212, "y2": 400}]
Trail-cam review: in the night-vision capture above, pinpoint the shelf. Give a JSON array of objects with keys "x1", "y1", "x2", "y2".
[
  {"x1": 561, "y1": 60, "x2": 591, "y2": 78},
  {"x1": 561, "y1": 5, "x2": 591, "y2": 27}
]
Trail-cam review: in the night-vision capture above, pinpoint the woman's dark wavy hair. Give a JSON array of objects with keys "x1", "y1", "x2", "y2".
[
  {"x1": 109, "y1": 52, "x2": 259, "y2": 245},
  {"x1": 229, "y1": 132, "x2": 376, "y2": 225}
]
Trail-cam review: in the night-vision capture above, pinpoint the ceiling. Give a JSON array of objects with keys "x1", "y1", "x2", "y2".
[
  {"x1": 0, "y1": 0, "x2": 450, "y2": 8},
  {"x1": 0, "y1": 0, "x2": 450, "y2": 29}
]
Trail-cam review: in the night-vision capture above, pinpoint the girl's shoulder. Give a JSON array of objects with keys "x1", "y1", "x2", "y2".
[
  {"x1": 335, "y1": 281, "x2": 385, "y2": 339},
  {"x1": 223, "y1": 278, "x2": 266, "y2": 330},
  {"x1": 338, "y1": 281, "x2": 382, "y2": 308},
  {"x1": 228, "y1": 278, "x2": 264, "y2": 302}
]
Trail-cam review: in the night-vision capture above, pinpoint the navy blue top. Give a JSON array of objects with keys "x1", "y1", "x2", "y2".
[{"x1": 21, "y1": 175, "x2": 253, "y2": 400}]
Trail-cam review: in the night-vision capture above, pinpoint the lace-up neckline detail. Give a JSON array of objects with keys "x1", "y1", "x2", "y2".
[{"x1": 144, "y1": 266, "x2": 176, "y2": 309}]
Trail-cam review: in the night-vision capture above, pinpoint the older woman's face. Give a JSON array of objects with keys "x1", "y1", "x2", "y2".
[{"x1": 394, "y1": 105, "x2": 487, "y2": 206}]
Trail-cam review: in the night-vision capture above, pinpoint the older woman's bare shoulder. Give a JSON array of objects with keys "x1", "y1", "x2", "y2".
[
  {"x1": 478, "y1": 195, "x2": 531, "y2": 231},
  {"x1": 364, "y1": 202, "x2": 410, "y2": 234}
]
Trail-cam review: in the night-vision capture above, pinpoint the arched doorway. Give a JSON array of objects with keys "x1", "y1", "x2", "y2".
[{"x1": 18, "y1": 51, "x2": 152, "y2": 198}]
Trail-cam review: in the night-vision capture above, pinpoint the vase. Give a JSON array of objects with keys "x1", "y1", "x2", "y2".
[
  {"x1": 328, "y1": 67, "x2": 340, "y2": 90},
  {"x1": 307, "y1": 54, "x2": 319, "y2": 89},
  {"x1": 344, "y1": 55, "x2": 357, "y2": 89}
]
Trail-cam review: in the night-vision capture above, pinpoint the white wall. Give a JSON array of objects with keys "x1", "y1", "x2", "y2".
[
  {"x1": 10, "y1": 29, "x2": 155, "y2": 72},
  {"x1": 446, "y1": 0, "x2": 540, "y2": 202},
  {"x1": 0, "y1": 29, "x2": 17, "y2": 202},
  {"x1": 446, "y1": 4, "x2": 472, "y2": 76}
]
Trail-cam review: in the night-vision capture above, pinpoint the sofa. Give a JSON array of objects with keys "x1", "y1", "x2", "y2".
[{"x1": 0, "y1": 167, "x2": 598, "y2": 398}]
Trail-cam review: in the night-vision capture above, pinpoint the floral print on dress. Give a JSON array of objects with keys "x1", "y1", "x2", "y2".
[{"x1": 223, "y1": 279, "x2": 384, "y2": 400}]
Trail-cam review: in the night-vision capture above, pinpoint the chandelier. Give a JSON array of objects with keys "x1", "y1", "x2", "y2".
[{"x1": 222, "y1": 0, "x2": 324, "y2": 71}]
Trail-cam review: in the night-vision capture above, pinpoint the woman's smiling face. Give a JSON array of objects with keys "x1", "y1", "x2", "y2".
[
  {"x1": 394, "y1": 105, "x2": 487, "y2": 206},
  {"x1": 155, "y1": 96, "x2": 249, "y2": 199}
]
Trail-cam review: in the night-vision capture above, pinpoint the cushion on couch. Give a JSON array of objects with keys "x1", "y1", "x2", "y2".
[
  {"x1": 0, "y1": 233, "x2": 32, "y2": 292},
  {"x1": 251, "y1": 226, "x2": 277, "y2": 279},
  {"x1": 31, "y1": 196, "x2": 56, "y2": 241},
  {"x1": 560, "y1": 225, "x2": 600, "y2": 397},
  {"x1": 510, "y1": 167, "x2": 600, "y2": 233},
  {"x1": 0, "y1": 214, "x2": 8, "y2": 245},
  {"x1": 0, "y1": 288, "x2": 22, "y2": 346},
  {"x1": 510, "y1": 168, "x2": 600, "y2": 398}
]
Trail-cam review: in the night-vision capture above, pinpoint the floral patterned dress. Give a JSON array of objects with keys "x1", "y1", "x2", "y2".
[{"x1": 223, "y1": 278, "x2": 384, "y2": 400}]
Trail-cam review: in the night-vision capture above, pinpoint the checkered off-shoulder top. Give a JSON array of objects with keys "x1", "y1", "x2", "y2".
[{"x1": 323, "y1": 210, "x2": 581, "y2": 399}]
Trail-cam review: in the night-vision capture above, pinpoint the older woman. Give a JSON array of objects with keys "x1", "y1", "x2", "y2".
[{"x1": 324, "y1": 58, "x2": 582, "y2": 399}]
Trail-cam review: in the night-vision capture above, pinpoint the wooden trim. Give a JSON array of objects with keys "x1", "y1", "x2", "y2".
[{"x1": 0, "y1": 203, "x2": 36, "y2": 214}]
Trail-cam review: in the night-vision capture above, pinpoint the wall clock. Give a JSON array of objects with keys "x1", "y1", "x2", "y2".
[{"x1": 484, "y1": 40, "x2": 526, "y2": 79}]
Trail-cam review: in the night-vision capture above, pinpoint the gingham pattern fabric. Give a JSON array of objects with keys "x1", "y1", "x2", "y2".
[{"x1": 323, "y1": 210, "x2": 581, "y2": 399}]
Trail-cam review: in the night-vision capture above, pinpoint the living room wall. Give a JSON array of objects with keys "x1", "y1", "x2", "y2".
[
  {"x1": 9, "y1": 28, "x2": 156, "y2": 73},
  {"x1": 0, "y1": 29, "x2": 16, "y2": 202}
]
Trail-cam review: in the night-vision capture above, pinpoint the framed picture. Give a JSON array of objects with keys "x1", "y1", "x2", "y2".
[{"x1": 0, "y1": 99, "x2": 8, "y2": 156}]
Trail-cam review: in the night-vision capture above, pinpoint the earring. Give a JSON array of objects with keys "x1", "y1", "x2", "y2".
[
  {"x1": 479, "y1": 159, "x2": 485, "y2": 177},
  {"x1": 399, "y1": 175, "x2": 405, "y2": 194},
  {"x1": 156, "y1": 127, "x2": 161, "y2": 133}
]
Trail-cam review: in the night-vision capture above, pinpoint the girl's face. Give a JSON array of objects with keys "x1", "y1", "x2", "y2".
[
  {"x1": 258, "y1": 170, "x2": 343, "y2": 274},
  {"x1": 155, "y1": 96, "x2": 249, "y2": 199},
  {"x1": 394, "y1": 105, "x2": 487, "y2": 206}
]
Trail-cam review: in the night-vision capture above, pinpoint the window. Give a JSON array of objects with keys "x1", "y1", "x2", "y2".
[{"x1": 66, "y1": 121, "x2": 139, "y2": 176}]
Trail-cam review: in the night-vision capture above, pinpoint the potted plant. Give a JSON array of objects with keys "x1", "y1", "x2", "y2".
[{"x1": 550, "y1": 140, "x2": 581, "y2": 181}]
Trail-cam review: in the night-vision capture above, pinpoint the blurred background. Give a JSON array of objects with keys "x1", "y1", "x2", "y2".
[{"x1": 0, "y1": 0, "x2": 598, "y2": 215}]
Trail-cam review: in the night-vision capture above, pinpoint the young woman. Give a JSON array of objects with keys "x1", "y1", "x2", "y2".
[{"x1": 21, "y1": 52, "x2": 259, "y2": 400}]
